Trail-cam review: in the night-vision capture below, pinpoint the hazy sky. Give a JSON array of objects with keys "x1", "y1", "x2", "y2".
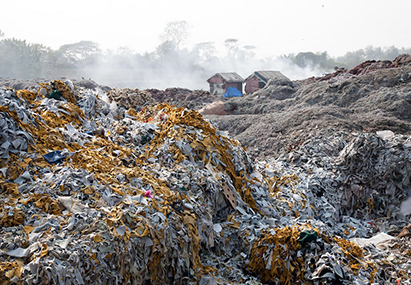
[{"x1": 1, "y1": 0, "x2": 410, "y2": 58}]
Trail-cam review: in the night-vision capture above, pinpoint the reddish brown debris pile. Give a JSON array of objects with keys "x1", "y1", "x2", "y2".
[{"x1": 304, "y1": 54, "x2": 411, "y2": 83}]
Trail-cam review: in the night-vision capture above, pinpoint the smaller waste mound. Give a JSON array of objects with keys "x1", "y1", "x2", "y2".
[{"x1": 146, "y1": 87, "x2": 220, "y2": 110}]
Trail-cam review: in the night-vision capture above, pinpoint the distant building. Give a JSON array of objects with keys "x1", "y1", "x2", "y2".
[
  {"x1": 207, "y1": 72, "x2": 244, "y2": 96},
  {"x1": 244, "y1": 71, "x2": 289, "y2": 94}
]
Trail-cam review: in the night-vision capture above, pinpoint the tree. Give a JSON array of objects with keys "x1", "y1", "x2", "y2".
[
  {"x1": 103, "y1": 47, "x2": 135, "y2": 69},
  {"x1": 241, "y1": 45, "x2": 257, "y2": 60},
  {"x1": 160, "y1": 21, "x2": 190, "y2": 50},
  {"x1": 0, "y1": 29, "x2": 4, "y2": 38},
  {"x1": 384, "y1": 46, "x2": 400, "y2": 60},
  {"x1": 192, "y1": 41, "x2": 216, "y2": 61},
  {"x1": 336, "y1": 49, "x2": 366, "y2": 68},
  {"x1": 290, "y1": 51, "x2": 337, "y2": 71},
  {"x1": 156, "y1": 40, "x2": 178, "y2": 58},
  {"x1": 0, "y1": 38, "x2": 52, "y2": 78},
  {"x1": 224, "y1": 38, "x2": 239, "y2": 58},
  {"x1": 57, "y1": 41, "x2": 101, "y2": 67}
]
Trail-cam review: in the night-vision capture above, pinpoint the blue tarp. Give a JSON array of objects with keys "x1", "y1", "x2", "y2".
[
  {"x1": 223, "y1": 86, "x2": 242, "y2": 98},
  {"x1": 43, "y1": 150, "x2": 66, "y2": 164}
]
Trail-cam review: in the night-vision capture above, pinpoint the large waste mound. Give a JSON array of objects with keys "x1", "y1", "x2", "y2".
[
  {"x1": 1, "y1": 79, "x2": 411, "y2": 284},
  {"x1": 205, "y1": 54, "x2": 411, "y2": 160}
]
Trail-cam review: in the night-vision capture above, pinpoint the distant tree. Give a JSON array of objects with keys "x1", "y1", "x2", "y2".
[
  {"x1": 336, "y1": 49, "x2": 366, "y2": 68},
  {"x1": 0, "y1": 38, "x2": 52, "y2": 78},
  {"x1": 241, "y1": 45, "x2": 257, "y2": 60},
  {"x1": 335, "y1": 46, "x2": 408, "y2": 68},
  {"x1": 160, "y1": 21, "x2": 190, "y2": 50},
  {"x1": 192, "y1": 41, "x2": 217, "y2": 61},
  {"x1": 57, "y1": 41, "x2": 101, "y2": 67},
  {"x1": 224, "y1": 38, "x2": 239, "y2": 58},
  {"x1": 114, "y1": 46, "x2": 134, "y2": 56},
  {"x1": 294, "y1": 52, "x2": 316, "y2": 68},
  {"x1": 0, "y1": 29, "x2": 4, "y2": 38},
  {"x1": 291, "y1": 51, "x2": 337, "y2": 71},
  {"x1": 384, "y1": 46, "x2": 400, "y2": 59},
  {"x1": 103, "y1": 47, "x2": 136, "y2": 69}
]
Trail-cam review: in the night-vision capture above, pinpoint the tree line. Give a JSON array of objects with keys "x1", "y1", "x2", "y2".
[
  {"x1": 0, "y1": 23, "x2": 410, "y2": 88},
  {"x1": 283, "y1": 46, "x2": 411, "y2": 71}
]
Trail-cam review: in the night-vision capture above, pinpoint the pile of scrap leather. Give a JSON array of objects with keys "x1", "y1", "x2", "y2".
[{"x1": 0, "y1": 79, "x2": 410, "y2": 284}]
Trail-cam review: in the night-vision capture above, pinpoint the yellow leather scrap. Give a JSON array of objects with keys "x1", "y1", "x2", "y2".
[
  {"x1": 29, "y1": 214, "x2": 41, "y2": 220},
  {"x1": 93, "y1": 235, "x2": 102, "y2": 242},
  {"x1": 39, "y1": 243, "x2": 49, "y2": 258},
  {"x1": 248, "y1": 225, "x2": 304, "y2": 284},
  {"x1": 3, "y1": 154, "x2": 29, "y2": 181},
  {"x1": 343, "y1": 224, "x2": 355, "y2": 235},
  {"x1": 82, "y1": 185, "x2": 95, "y2": 195},
  {"x1": 0, "y1": 181, "x2": 19, "y2": 196},
  {"x1": 90, "y1": 252, "x2": 100, "y2": 265},
  {"x1": 242, "y1": 187, "x2": 261, "y2": 215},
  {"x1": 23, "y1": 225, "x2": 35, "y2": 234},
  {"x1": 0, "y1": 106, "x2": 24, "y2": 128},
  {"x1": 16, "y1": 89, "x2": 42, "y2": 104},
  {"x1": 183, "y1": 213, "x2": 202, "y2": 270},
  {"x1": 0, "y1": 260, "x2": 23, "y2": 281},
  {"x1": 367, "y1": 197, "x2": 374, "y2": 212},
  {"x1": 36, "y1": 102, "x2": 84, "y2": 129},
  {"x1": 127, "y1": 108, "x2": 139, "y2": 118},
  {"x1": 267, "y1": 173, "x2": 300, "y2": 196},
  {"x1": 0, "y1": 208, "x2": 25, "y2": 227},
  {"x1": 27, "y1": 193, "x2": 63, "y2": 215},
  {"x1": 227, "y1": 214, "x2": 241, "y2": 229},
  {"x1": 105, "y1": 209, "x2": 123, "y2": 226},
  {"x1": 37, "y1": 129, "x2": 70, "y2": 152},
  {"x1": 333, "y1": 237, "x2": 364, "y2": 274},
  {"x1": 110, "y1": 225, "x2": 132, "y2": 243},
  {"x1": 123, "y1": 227, "x2": 132, "y2": 243}
]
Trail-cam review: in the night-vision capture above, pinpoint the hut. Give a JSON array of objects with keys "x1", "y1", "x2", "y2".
[
  {"x1": 244, "y1": 71, "x2": 289, "y2": 94},
  {"x1": 206, "y1": 72, "x2": 244, "y2": 96}
]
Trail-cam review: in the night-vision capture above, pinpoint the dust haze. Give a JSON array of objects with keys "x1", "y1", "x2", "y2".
[
  {"x1": 66, "y1": 44, "x2": 324, "y2": 91},
  {"x1": 1, "y1": 22, "x2": 409, "y2": 91}
]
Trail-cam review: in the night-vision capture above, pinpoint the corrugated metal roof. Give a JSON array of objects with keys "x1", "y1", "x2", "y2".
[
  {"x1": 245, "y1": 71, "x2": 289, "y2": 83},
  {"x1": 208, "y1": 72, "x2": 244, "y2": 83}
]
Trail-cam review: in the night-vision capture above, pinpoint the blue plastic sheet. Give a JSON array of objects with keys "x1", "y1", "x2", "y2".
[
  {"x1": 223, "y1": 86, "x2": 242, "y2": 98},
  {"x1": 43, "y1": 150, "x2": 66, "y2": 164}
]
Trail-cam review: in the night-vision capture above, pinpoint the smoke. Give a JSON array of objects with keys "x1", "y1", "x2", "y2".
[
  {"x1": 0, "y1": 35, "x2": 327, "y2": 90},
  {"x1": 68, "y1": 48, "x2": 325, "y2": 91}
]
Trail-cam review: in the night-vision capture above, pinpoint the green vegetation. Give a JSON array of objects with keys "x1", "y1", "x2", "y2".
[{"x1": 0, "y1": 22, "x2": 410, "y2": 81}]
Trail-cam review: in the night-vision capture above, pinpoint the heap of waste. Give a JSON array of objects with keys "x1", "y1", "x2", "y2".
[
  {"x1": 146, "y1": 88, "x2": 219, "y2": 111},
  {"x1": 1, "y1": 79, "x2": 411, "y2": 284},
  {"x1": 204, "y1": 54, "x2": 411, "y2": 161}
]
